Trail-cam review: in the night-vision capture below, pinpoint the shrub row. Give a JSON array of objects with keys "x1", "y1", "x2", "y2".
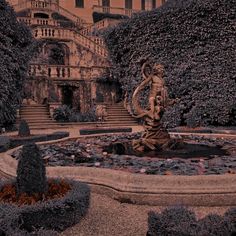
[
  {"x1": 10, "y1": 131, "x2": 69, "y2": 149},
  {"x1": 53, "y1": 105, "x2": 97, "y2": 122},
  {"x1": 148, "y1": 206, "x2": 236, "y2": 236},
  {"x1": 0, "y1": 132, "x2": 69, "y2": 152},
  {"x1": 0, "y1": 179, "x2": 90, "y2": 234}
]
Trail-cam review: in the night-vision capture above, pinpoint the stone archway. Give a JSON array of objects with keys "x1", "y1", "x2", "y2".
[{"x1": 40, "y1": 41, "x2": 70, "y2": 65}]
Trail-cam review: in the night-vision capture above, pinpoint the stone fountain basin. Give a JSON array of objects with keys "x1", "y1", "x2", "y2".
[{"x1": 1, "y1": 135, "x2": 236, "y2": 207}]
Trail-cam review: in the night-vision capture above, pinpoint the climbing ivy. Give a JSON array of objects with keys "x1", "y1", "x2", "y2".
[
  {"x1": 0, "y1": 0, "x2": 35, "y2": 126},
  {"x1": 104, "y1": 0, "x2": 236, "y2": 127}
]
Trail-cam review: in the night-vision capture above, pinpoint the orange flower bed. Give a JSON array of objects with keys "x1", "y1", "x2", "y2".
[{"x1": 0, "y1": 180, "x2": 71, "y2": 206}]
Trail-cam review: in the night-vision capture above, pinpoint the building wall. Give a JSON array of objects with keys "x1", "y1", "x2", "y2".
[{"x1": 8, "y1": 0, "x2": 166, "y2": 23}]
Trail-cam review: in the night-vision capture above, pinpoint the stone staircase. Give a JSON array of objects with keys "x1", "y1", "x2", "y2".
[
  {"x1": 19, "y1": 104, "x2": 58, "y2": 129},
  {"x1": 17, "y1": 103, "x2": 138, "y2": 130},
  {"x1": 100, "y1": 103, "x2": 138, "y2": 127}
]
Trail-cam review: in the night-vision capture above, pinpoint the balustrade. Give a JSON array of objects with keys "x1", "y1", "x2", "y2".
[
  {"x1": 80, "y1": 18, "x2": 114, "y2": 36},
  {"x1": 29, "y1": 64, "x2": 108, "y2": 80},
  {"x1": 18, "y1": 17, "x2": 60, "y2": 27},
  {"x1": 33, "y1": 27, "x2": 108, "y2": 58},
  {"x1": 92, "y1": 5, "x2": 140, "y2": 17},
  {"x1": 14, "y1": 0, "x2": 85, "y2": 27}
]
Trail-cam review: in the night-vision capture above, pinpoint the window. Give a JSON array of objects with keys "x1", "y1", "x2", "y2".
[
  {"x1": 141, "y1": 0, "x2": 156, "y2": 10},
  {"x1": 152, "y1": 0, "x2": 156, "y2": 8},
  {"x1": 141, "y1": 0, "x2": 145, "y2": 10},
  {"x1": 125, "y1": 0, "x2": 132, "y2": 9},
  {"x1": 102, "y1": 0, "x2": 110, "y2": 7},
  {"x1": 75, "y1": 0, "x2": 84, "y2": 8}
]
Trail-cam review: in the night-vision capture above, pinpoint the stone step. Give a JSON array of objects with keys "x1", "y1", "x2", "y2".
[
  {"x1": 20, "y1": 119, "x2": 56, "y2": 124},
  {"x1": 20, "y1": 116, "x2": 51, "y2": 119},
  {"x1": 20, "y1": 112, "x2": 50, "y2": 115},
  {"x1": 107, "y1": 111, "x2": 131, "y2": 114},
  {"x1": 20, "y1": 108, "x2": 48, "y2": 111},
  {"x1": 106, "y1": 118, "x2": 136, "y2": 121},
  {"x1": 21, "y1": 105, "x2": 47, "y2": 108}
]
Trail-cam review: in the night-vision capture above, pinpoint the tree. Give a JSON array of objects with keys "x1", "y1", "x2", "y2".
[
  {"x1": 104, "y1": 0, "x2": 236, "y2": 127},
  {"x1": 0, "y1": 0, "x2": 35, "y2": 126}
]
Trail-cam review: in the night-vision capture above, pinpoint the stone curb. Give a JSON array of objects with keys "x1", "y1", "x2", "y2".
[{"x1": 1, "y1": 142, "x2": 236, "y2": 206}]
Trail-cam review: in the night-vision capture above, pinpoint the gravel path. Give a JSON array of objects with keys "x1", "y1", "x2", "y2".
[{"x1": 61, "y1": 193, "x2": 229, "y2": 236}]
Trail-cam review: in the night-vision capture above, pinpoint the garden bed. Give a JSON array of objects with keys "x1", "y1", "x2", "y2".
[{"x1": 0, "y1": 179, "x2": 90, "y2": 232}]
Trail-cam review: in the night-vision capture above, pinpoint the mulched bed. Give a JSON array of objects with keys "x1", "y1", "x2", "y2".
[{"x1": 0, "y1": 179, "x2": 71, "y2": 206}]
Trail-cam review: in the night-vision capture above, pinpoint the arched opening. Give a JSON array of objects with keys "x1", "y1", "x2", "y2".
[
  {"x1": 42, "y1": 42, "x2": 70, "y2": 65},
  {"x1": 34, "y1": 12, "x2": 49, "y2": 18}
]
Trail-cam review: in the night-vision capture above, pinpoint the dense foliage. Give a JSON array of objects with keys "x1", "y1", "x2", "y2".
[
  {"x1": 104, "y1": 0, "x2": 236, "y2": 127},
  {"x1": 0, "y1": 180, "x2": 90, "y2": 234},
  {"x1": 53, "y1": 105, "x2": 97, "y2": 122},
  {"x1": 92, "y1": 12, "x2": 128, "y2": 24},
  {"x1": 0, "y1": 0, "x2": 35, "y2": 126},
  {"x1": 147, "y1": 206, "x2": 235, "y2": 236},
  {"x1": 16, "y1": 143, "x2": 48, "y2": 195}
]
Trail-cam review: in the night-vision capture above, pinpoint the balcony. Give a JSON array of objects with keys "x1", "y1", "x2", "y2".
[{"x1": 92, "y1": 5, "x2": 140, "y2": 17}]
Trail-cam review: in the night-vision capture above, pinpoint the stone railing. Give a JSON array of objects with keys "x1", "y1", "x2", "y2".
[
  {"x1": 32, "y1": 26, "x2": 108, "y2": 58},
  {"x1": 29, "y1": 64, "x2": 108, "y2": 80},
  {"x1": 18, "y1": 16, "x2": 78, "y2": 29},
  {"x1": 79, "y1": 18, "x2": 120, "y2": 36},
  {"x1": 18, "y1": 17, "x2": 60, "y2": 27},
  {"x1": 92, "y1": 5, "x2": 140, "y2": 17},
  {"x1": 88, "y1": 36, "x2": 105, "y2": 47},
  {"x1": 13, "y1": 0, "x2": 85, "y2": 28}
]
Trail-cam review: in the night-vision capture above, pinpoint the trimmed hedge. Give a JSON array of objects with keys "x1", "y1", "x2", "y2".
[
  {"x1": 147, "y1": 206, "x2": 236, "y2": 236},
  {"x1": 9, "y1": 131, "x2": 69, "y2": 149},
  {"x1": 0, "y1": 179, "x2": 90, "y2": 233}
]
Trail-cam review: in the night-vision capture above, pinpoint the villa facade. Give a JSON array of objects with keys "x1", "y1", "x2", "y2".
[{"x1": 8, "y1": 0, "x2": 165, "y2": 113}]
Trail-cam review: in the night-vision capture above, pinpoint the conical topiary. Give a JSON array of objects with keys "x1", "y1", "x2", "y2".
[
  {"x1": 16, "y1": 143, "x2": 48, "y2": 196},
  {"x1": 18, "y1": 120, "x2": 30, "y2": 137}
]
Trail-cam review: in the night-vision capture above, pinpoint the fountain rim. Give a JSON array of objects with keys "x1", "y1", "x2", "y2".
[{"x1": 1, "y1": 138, "x2": 236, "y2": 206}]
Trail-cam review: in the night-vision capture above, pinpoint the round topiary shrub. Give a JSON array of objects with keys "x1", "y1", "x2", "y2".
[
  {"x1": 0, "y1": 143, "x2": 90, "y2": 234},
  {"x1": 147, "y1": 206, "x2": 198, "y2": 236},
  {"x1": 225, "y1": 208, "x2": 236, "y2": 234},
  {"x1": 18, "y1": 120, "x2": 30, "y2": 137},
  {"x1": 0, "y1": 179, "x2": 90, "y2": 233},
  {"x1": 147, "y1": 206, "x2": 236, "y2": 236},
  {"x1": 198, "y1": 214, "x2": 234, "y2": 236}
]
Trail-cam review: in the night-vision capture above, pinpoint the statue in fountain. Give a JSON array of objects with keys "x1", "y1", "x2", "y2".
[{"x1": 132, "y1": 61, "x2": 175, "y2": 152}]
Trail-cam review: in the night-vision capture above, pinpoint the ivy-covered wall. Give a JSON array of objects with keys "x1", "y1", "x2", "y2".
[{"x1": 104, "y1": 0, "x2": 236, "y2": 127}]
